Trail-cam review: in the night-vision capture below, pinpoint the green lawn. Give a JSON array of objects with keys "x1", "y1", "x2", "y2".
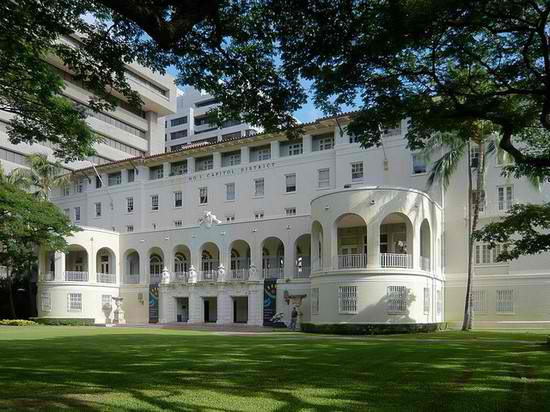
[{"x1": 0, "y1": 327, "x2": 549, "y2": 411}]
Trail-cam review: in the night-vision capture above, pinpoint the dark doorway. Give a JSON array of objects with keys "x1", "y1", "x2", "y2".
[
  {"x1": 203, "y1": 297, "x2": 217, "y2": 323},
  {"x1": 233, "y1": 296, "x2": 248, "y2": 324}
]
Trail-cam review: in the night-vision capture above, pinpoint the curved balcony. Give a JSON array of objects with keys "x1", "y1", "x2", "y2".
[
  {"x1": 65, "y1": 271, "x2": 88, "y2": 282},
  {"x1": 96, "y1": 273, "x2": 116, "y2": 284}
]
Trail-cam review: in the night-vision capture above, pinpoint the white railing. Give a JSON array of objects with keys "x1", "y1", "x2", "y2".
[
  {"x1": 262, "y1": 268, "x2": 284, "y2": 279},
  {"x1": 149, "y1": 273, "x2": 162, "y2": 284},
  {"x1": 200, "y1": 270, "x2": 218, "y2": 282},
  {"x1": 294, "y1": 266, "x2": 311, "y2": 278},
  {"x1": 336, "y1": 254, "x2": 368, "y2": 269},
  {"x1": 64, "y1": 271, "x2": 88, "y2": 282},
  {"x1": 42, "y1": 271, "x2": 55, "y2": 281},
  {"x1": 126, "y1": 274, "x2": 140, "y2": 284},
  {"x1": 96, "y1": 273, "x2": 116, "y2": 284},
  {"x1": 172, "y1": 271, "x2": 189, "y2": 283},
  {"x1": 230, "y1": 268, "x2": 250, "y2": 281},
  {"x1": 421, "y1": 256, "x2": 431, "y2": 272},
  {"x1": 380, "y1": 253, "x2": 413, "y2": 269}
]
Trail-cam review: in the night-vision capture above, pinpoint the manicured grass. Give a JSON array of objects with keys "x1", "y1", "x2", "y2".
[{"x1": 0, "y1": 327, "x2": 549, "y2": 411}]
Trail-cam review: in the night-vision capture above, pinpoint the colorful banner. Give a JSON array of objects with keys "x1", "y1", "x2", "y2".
[
  {"x1": 263, "y1": 279, "x2": 277, "y2": 326},
  {"x1": 149, "y1": 285, "x2": 159, "y2": 323}
]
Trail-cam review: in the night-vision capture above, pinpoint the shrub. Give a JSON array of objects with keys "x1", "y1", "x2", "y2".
[
  {"x1": 30, "y1": 318, "x2": 95, "y2": 326},
  {"x1": 300, "y1": 322, "x2": 443, "y2": 335},
  {"x1": 0, "y1": 319, "x2": 38, "y2": 326}
]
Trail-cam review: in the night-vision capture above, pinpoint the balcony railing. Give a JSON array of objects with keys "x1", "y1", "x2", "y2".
[
  {"x1": 421, "y1": 256, "x2": 431, "y2": 272},
  {"x1": 294, "y1": 266, "x2": 311, "y2": 278},
  {"x1": 199, "y1": 270, "x2": 218, "y2": 282},
  {"x1": 336, "y1": 254, "x2": 368, "y2": 269},
  {"x1": 150, "y1": 273, "x2": 162, "y2": 284},
  {"x1": 380, "y1": 253, "x2": 413, "y2": 269},
  {"x1": 96, "y1": 273, "x2": 116, "y2": 284},
  {"x1": 64, "y1": 271, "x2": 88, "y2": 282},
  {"x1": 126, "y1": 274, "x2": 140, "y2": 284},
  {"x1": 230, "y1": 268, "x2": 250, "y2": 281},
  {"x1": 172, "y1": 271, "x2": 189, "y2": 283},
  {"x1": 262, "y1": 268, "x2": 284, "y2": 279},
  {"x1": 41, "y1": 271, "x2": 55, "y2": 281}
]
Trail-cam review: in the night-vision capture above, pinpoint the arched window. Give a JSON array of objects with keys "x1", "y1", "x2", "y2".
[
  {"x1": 201, "y1": 250, "x2": 214, "y2": 271},
  {"x1": 231, "y1": 249, "x2": 240, "y2": 270},
  {"x1": 174, "y1": 253, "x2": 187, "y2": 273},
  {"x1": 150, "y1": 254, "x2": 163, "y2": 275}
]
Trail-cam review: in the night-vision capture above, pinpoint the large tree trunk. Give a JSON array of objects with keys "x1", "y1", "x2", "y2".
[
  {"x1": 462, "y1": 141, "x2": 474, "y2": 331},
  {"x1": 6, "y1": 272, "x2": 16, "y2": 319}
]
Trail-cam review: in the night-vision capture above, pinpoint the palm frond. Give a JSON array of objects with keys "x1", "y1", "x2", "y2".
[{"x1": 426, "y1": 139, "x2": 467, "y2": 189}]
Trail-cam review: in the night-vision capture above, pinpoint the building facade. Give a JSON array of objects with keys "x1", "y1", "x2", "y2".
[
  {"x1": 0, "y1": 36, "x2": 177, "y2": 173},
  {"x1": 163, "y1": 86, "x2": 258, "y2": 153},
  {"x1": 36, "y1": 114, "x2": 550, "y2": 329}
]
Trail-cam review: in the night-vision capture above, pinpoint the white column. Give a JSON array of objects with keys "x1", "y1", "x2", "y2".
[
  {"x1": 247, "y1": 287, "x2": 263, "y2": 326},
  {"x1": 139, "y1": 249, "x2": 148, "y2": 285},
  {"x1": 188, "y1": 291, "x2": 203, "y2": 323},
  {"x1": 270, "y1": 141, "x2": 280, "y2": 159},
  {"x1": 241, "y1": 146, "x2": 250, "y2": 164},
  {"x1": 54, "y1": 251, "x2": 65, "y2": 281},
  {"x1": 284, "y1": 239, "x2": 295, "y2": 279},
  {"x1": 88, "y1": 246, "x2": 96, "y2": 284},
  {"x1": 367, "y1": 222, "x2": 380, "y2": 268},
  {"x1": 159, "y1": 288, "x2": 176, "y2": 323},
  {"x1": 217, "y1": 288, "x2": 232, "y2": 324},
  {"x1": 146, "y1": 111, "x2": 163, "y2": 155},
  {"x1": 412, "y1": 222, "x2": 420, "y2": 270},
  {"x1": 187, "y1": 157, "x2": 196, "y2": 173},
  {"x1": 213, "y1": 152, "x2": 222, "y2": 169},
  {"x1": 302, "y1": 135, "x2": 312, "y2": 154}
]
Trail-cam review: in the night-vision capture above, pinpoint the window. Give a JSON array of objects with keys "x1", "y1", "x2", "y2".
[
  {"x1": 149, "y1": 165, "x2": 164, "y2": 180},
  {"x1": 173, "y1": 191, "x2": 183, "y2": 208},
  {"x1": 170, "y1": 161, "x2": 187, "y2": 176},
  {"x1": 170, "y1": 130, "x2": 187, "y2": 140},
  {"x1": 338, "y1": 286, "x2": 357, "y2": 313},
  {"x1": 318, "y1": 169, "x2": 330, "y2": 188},
  {"x1": 127, "y1": 169, "x2": 135, "y2": 183},
  {"x1": 95, "y1": 176, "x2": 102, "y2": 189},
  {"x1": 254, "y1": 178, "x2": 264, "y2": 197},
  {"x1": 225, "y1": 183, "x2": 236, "y2": 201},
  {"x1": 256, "y1": 147, "x2": 271, "y2": 161},
  {"x1": 170, "y1": 116, "x2": 187, "y2": 127},
  {"x1": 74, "y1": 207, "x2": 80, "y2": 222},
  {"x1": 41, "y1": 292, "x2": 51, "y2": 312},
  {"x1": 472, "y1": 190, "x2": 486, "y2": 212},
  {"x1": 498, "y1": 185, "x2": 513, "y2": 211},
  {"x1": 151, "y1": 195, "x2": 159, "y2": 211},
  {"x1": 254, "y1": 210, "x2": 264, "y2": 220},
  {"x1": 351, "y1": 162, "x2": 364, "y2": 181},
  {"x1": 285, "y1": 207, "x2": 296, "y2": 216},
  {"x1": 285, "y1": 174, "x2": 296, "y2": 193},
  {"x1": 196, "y1": 156, "x2": 214, "y2": 171},
  {"x1": 174, "y1": 220, "x2": 183, "y2": 228},
  {"x1": 195, "y1": 98, "x2": 218, "y2": 107},
  {"x1": 496, "y1": 289, "x2": 514, "y2": 313},
  {"x1": 222, "y1": 151, "x2": 241, "y2": 167},
  {"x1": 412, "y1": 153, "x2": 427, "y2": 174},
  {"x1": 63, "y1": 208, "x2": 70, "y2": 217},
  {"x1": 67, "y1": 293, "x2": 82, "y2": 312},
  {"x1": 126, "y1": 197, "x2": 134, "y2": 213},
  {"x1": 287, "y1": 142, "x2": 303, "y2": 156},
  {"x1": 95, "y1": 202, "x2": 102, "y2": 217},
  {"x1": 311, "y1": 288, "x2": 319, "y2": 315},
  {"x1": 199, "y1": 187, "x2": 208, "y2": 204},
  {"x1": 63, "y1": 186, "x2": 70, "y2": 196},
  {"x1": 108, "y1": 171, "x2": 122, "y2": 186},
  {"x1": 423, "y1": 288, "x2": 430, "y2": 314},
  {"x1": 470, "y1": 145, "x2": 480, "y2": 168},
  {"x1": 101, "y1": 294, "x2": 112, "y2": 308},
  {"x1": 75, "y1": 179, "x2": 83, "y2": 193},
  {"x1": 471, "y1": 289, "x2": 488, "y2": 314},
  {"x1": 387, "y1": 286, "x2": 407, "y2": 314},
  {"x1": 475, "y1": 243, "x2": 507, "y2": 265},
  {"x1": 226, "y1": 214, "x2": 235, "y2": 222},
  {"x1": 349, "y1": 135, "x2": 360, "y2": 144},
  {"x1": 126, "y1": 225, "x2": 134, "y2": 232}
]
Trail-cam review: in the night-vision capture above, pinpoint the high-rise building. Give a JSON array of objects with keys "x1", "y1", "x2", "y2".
[
  {"x1": 0, "y1": 36, "x2": 177, "y2": 173},
  {"x1": 163, "y1": 86, "x2": 258, "y2": 153}
]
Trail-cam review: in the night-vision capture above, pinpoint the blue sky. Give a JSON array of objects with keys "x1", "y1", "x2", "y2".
[{"x1": 166, "y1": 67, "x2": 351, "y2": 124}]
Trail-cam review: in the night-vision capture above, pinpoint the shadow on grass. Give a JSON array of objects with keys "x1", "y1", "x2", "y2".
[{"x1": 0, "y1": 331, "x2": 549, "y2": 411}]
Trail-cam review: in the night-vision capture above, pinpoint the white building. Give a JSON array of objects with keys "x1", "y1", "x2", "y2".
[
  {"x1": 36, "y1": 114, "x2": 550, "y2": 329},
  {"x1": 163, "y1": 86, "x2": 258, "y2": 153},
  {"x1": 0, "y1": 36, "x2": 177, "y2": 173}
]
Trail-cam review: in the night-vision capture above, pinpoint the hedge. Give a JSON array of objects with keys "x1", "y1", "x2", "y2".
[
  {"x1": 0, "y1": 319, "x2": 38, "y2": 326},
  {"x1": 300, "y1": 322, "x2": 445, "y2": 335},
  {"x1": 30, "y1": 318, "x2": 95, "y2": 326}
]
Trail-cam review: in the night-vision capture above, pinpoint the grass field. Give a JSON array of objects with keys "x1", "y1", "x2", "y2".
[{"x1": 0, "y1": 326, "x2": 549, "y2": 411}]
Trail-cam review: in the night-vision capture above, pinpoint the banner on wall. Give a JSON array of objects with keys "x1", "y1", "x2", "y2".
[
  {"x1": 263, "y1": 279, "x2": 277, "y2": 326},
  {"x1": 149, "y1": 285, "x2": 159, "y2": 323}
]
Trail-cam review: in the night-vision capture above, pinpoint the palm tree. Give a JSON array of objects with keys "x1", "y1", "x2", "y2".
[
  {"x1": 14, "y1": 153, "x2": 70, "y2": 200},
  {"x1": 426, "y1": 121, "x2": 496, "y2": 331}
]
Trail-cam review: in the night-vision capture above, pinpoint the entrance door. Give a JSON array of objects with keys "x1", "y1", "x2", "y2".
[
  {"x1": 204, "y1": 299, "x2": 210, "y2": 322},
  {"x1": 100, "y1": 255, "x2": 109, "y2": 273}
]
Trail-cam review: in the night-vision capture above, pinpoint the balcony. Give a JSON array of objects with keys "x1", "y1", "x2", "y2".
[
  {"x1": 126, "y1": 274, "x2": 140, "y2": 284},
  {"x1": 64, "y1": 271, "x2": 88, "y2": 282},
  {"x1": 380, "y1": 253, "x2": 413, "y2": 269},
  {"x1": 97, "y1": 273, "x2": 116, "y2": 284},
  {"x1": 199, "y1": 270, "x2": 218, "y2": 282},
  {"x1": 294, "y1": 266, "x2": 311, "y2": 279},
  {"x1": 336, "y1": 254, "x2": 368, "y2": 269},
  {"x1": 230, "y1": 269, "x2": 250, "y2": 281},
  {"x1": 172, "y1": 271, "x2": 189, "y2": 283},
  {"x1": 262, "y1": 268, "x2": 284, "y2": 279}
]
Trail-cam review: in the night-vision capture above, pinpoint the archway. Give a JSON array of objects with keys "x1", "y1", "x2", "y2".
[
  {"x1": 229, "y1": 240, "x2": 251, "y2": 280},
  {"x1": 96, "y1": 247, "x2": 116, "y2": 283},
  {"x1": 173, "y1": 245, "x2": 191, "y2": 282},
  {"x1": 200, "y1": 242, "x2": 220, "y2": 281},
  {"x1": 379, "y1": 212, "x2": 414, "y2": 268},
  {"x1": 311, "y1": 220, "x2": 324, "y2": 271},
  {"x1": 294, "y1": 234, "x2": 311, "y2": 278},
  {"x1": 420, "y1": 219, "x2": 431, "y2": 272},
  {"x1": 148, "y1": 247, "x2": 164, "y2": 284},
  {"x1": 64, "y1": 245, "x2": 89, "y2": 281},
  {"x1": 334, "y1": 213, "x2": 368, "y2": 269},
  {"x1": 124, "y1": 249, "x2": 140, "y2": 284},
  {"x1": 261, "y1": 237, "x2": 284, "y2": 279}
]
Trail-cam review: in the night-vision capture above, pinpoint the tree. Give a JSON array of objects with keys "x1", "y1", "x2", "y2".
[
  {"x1": 0, "y1": 178, "x2": 77, "y2": 318},
  {"x1": 426, "y1": 122, "x2": 496, "y2": 330},
  {"x1": 13, "y1": 154, "x2": 71, "y2": 200}
]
